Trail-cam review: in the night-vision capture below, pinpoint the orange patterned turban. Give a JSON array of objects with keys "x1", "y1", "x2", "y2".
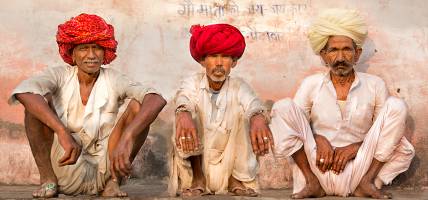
[
  {"x1": 56, "y1": 13, "x2": 118, "y2": 65},
  {"x1": 189, "y1": 24, "x2": 246, "y2": 62}
]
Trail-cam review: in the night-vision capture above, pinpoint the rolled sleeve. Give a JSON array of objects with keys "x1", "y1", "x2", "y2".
[
  {"x1": 174, "y1": 75, "x2": 199, "y2": 113},
  {"x1": 8, "y1": 66, "x2": 66, "y2": 105},
  {"x1": 236, "y1": 79, "x2": 267, "y2": 121},
  {"x1": 112, "y1": 71, "x2": 161, "y2": 103}
]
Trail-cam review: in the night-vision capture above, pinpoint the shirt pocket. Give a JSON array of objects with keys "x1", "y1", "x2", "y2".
[
  {"x1": 351, "y1": 103, "x2": 374, "y2": 132},
  {"x1": 205, "y1": 127, "x2": 231, "y2": 165},
  {"x1": 99, "y1": 112, "x2": 117, "y2": 139}
]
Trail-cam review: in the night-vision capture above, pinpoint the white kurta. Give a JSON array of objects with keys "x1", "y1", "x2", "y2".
[
  {"x1": 168, "y1": 73, "x2": 266, "y2": 195},
  {"x1": 9, "y1": 65, "x2": 159, "y2": 195},
  {"x1": 270, "y1": 72, "x2": 415, "y2": 196}
]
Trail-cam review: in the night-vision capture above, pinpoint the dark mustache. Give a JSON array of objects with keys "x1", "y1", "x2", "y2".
[{"x1": 332, "y1": 61, "x2": 352, "y2": 68}]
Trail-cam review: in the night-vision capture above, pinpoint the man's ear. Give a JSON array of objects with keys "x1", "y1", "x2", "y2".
[
  {"x1": 198, "y1": 57, "x2": 206, "y2": 68},
  {"x1": 354, "y1": 47, "x2": 362, "y2": 63},
  {"x1": 319, "y1": 50, "x2": 329, "y2": 66},
  {"x1": 231, "y1": 60, "x2": 238, "y2": 68}
]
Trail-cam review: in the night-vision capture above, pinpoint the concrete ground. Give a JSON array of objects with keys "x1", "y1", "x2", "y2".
[{"x1": 1, "y1": 180, "x2": 427, "y2": 200}]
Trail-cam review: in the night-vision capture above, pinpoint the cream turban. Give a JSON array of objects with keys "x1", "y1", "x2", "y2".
[{"x1": 308, "y1": 8, "x2": 368, "y2": 54}]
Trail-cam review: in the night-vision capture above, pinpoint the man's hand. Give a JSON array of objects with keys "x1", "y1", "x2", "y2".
[
  {"x1": 314, "y1": 134, "x2": 334, "y2": 173},
  {"x1": 250, "y1": 114, "x2": 273, "y2": 156},
  {"x1": 110, "y1": 136, "x2": 134, "y2": 178},
  {"x1": 57, "y1": 130, "x2": 82, "y2": 166},
  {"x1": 331, "y1": 142, "x2": 362, "y2": 174},
  {"x1": 175, "y1": 111, "x2": 199, "y2": 153}
]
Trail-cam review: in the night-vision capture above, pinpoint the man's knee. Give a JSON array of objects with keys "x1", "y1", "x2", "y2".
[
  {"x1": 272, "y1": 98, "x2": 295, "y2": 112},
  {"x1": 384, "y1": 97, "x2": 408, "y2": 118},
  {"x1": 128, "y1": 99, "x2": 142, "y2": 115}
]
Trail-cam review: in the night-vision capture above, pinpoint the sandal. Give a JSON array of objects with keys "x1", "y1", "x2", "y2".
[
  {"x1": 182, "y1": 186, "x2": 205, "y2": 197},
  {"x1": 32, "y1": 182, "x2": 58, "y2": 198},
  {"x1": 228, "y1": 186, "x2": 258, "y2": 197}
]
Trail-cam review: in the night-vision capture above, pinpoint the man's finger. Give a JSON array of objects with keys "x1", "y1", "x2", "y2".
[
  {"x1": 316, "y1": 150, "x2": 321, "y2": 168},
  {"x1": 256, "y1": 131, "x2": 265, "y2": 156},
  {"x1": 326, "y1": 151, "x2": 334, "y2": 172},
  {"x1": 114, "y1": 156, "x2": 123, "y2": 177},
  {"x1": 118, "y1": 155, "x2": 130, "y2": 176},
  {"x1": 339, "y1": 156, "x2": 348, "y2": 173},
  {"x1": 183, "y1": 130, "x2": 191, "y2": 152},
  {"x1": 250, "y1": 130, "x2": 259, "y2": 155},
  {"x1": 59, "y1": 149, "x2": 77, "y2": 166},
  {"x1": 110, "y1": 166, "x2": 119, "y2": 182},
  {"x1": 191, "y1": 129, "x2": 199, "y2": 150},
  {"x1": 331, "y1": 153, "x2": 338, "y2": 172},
  {"x1": 267, "y1": 129, "x2": 275, "y2": 150},
  {"x1": 58, "y1": 149, "x2": 72, "y2": 165},
  {"x1": 175, "y1": 128, "x2": 182, "y2": 149}
]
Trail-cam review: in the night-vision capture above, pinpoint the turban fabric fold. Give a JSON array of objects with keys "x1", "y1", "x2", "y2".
[
  {"x1": 56, "y1": 13, "x2": 118, "y2": 65},
  {"x1": 190, "y1": 24, "x2": 245, "y2": 62},
  {"x1": 308, "y1": 9, "x2": 368, "y2": 54}
]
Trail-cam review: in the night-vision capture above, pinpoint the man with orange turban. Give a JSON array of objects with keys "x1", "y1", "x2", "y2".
[
  {"x1": 168, "y1": 24, "x2": 273, "y2": 197},
  {"x1": 9, "y1": 13, "x2": 166, "y2": 198},
  {"x1": 270, "y1": 9, "x2": 414, "y2": 199}
]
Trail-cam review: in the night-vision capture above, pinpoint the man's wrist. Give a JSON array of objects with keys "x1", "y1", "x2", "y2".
[
  {"x1": 250, "y1": 110, "x2": 269, "y2": 124},
  {"x1": 175, "y1": 105, "x2": 191, "y2": 115}
]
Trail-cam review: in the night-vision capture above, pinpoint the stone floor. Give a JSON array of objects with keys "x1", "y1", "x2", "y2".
[{"x1": 1, "y1": 180, "x2": 427, "y2": 200}]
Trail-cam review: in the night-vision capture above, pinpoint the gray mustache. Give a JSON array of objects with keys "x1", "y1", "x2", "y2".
[{"x1": 213, "y1": 67, "x2": 225, "y2": 74}]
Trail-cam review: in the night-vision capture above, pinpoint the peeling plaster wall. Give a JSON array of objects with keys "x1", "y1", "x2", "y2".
[{"x1": 0, "y1": 0, "x2": 427, "y2": 189}]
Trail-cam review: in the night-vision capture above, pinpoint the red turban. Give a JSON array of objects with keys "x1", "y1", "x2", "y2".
[
  {"x1": 189, "y1": 24, "x2": 245, "y2": 62},
  {"x1": 56, "y1": 13, "x2": 118, "y2": 65}
]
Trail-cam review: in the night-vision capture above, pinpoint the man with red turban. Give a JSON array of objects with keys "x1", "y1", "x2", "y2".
[
  {"x1": 9, "y1": 13, "x2": 166, "y2": 198},
  {"x1": 168, "y1": 24, "x2": 273, "y2": 197}
]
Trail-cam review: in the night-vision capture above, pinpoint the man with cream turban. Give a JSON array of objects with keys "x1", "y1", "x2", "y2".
[
  {"x1": 270, "y1": 9, "x2": 414, "y2": 199},
  {"x1": 168, "y1": 24, "x2": 273, "y2": 197},
  {"x1": 8, "y1": 13, "x2": 166, "y2": 198}
]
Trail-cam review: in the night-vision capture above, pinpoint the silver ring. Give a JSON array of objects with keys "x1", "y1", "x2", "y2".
[
  {"x1": 180, "y1": 136, "x2": 186, "y2": 140},
  {"x1": 319, "y1": 158, "x2": 325, "y2": 163},
  {"x1": 186, "y1": 136, "x2": 192, "y2": 139},
  {"x1": 263, "y1": 137, "x2": 269, "y2": 141}
]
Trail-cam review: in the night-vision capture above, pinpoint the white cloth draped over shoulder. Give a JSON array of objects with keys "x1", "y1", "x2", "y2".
[
  {"x1": 168, "y1": 73, "x2": 266, "y2": 195},
  {"x1": 270, "y1": 72, "x2": 415, "y2": 196},
  {"x1": 9, "y1": 65, "x2": 159, "y2": 195}
]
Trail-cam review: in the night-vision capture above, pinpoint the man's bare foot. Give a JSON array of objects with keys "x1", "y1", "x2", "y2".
[
  {"x1": 291, "y1": 177, "x2": 325, "y2": 199},
  {"x1": 32, "y1": 182, "x2": 58, "y2": 198},
  {"x1": 353, "y1": 177, "x2": 392, "y2": 199},
  {"x1": 101, "y1": 178, "x2": 128, "y2": 197},
  {"x1": 182, "y1": 179, "x2": 206, "y2": 197}
]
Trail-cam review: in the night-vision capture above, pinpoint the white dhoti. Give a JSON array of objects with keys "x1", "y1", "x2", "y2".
[
  {"x1": 168, "y1": 74, "x2": 262, "y2": 196},
  {"x1": 270, "y1": 97, "x2": 415, "y2": 197},
  {"x1": 168, "y1": 117, "x2": 258, "y2": 196},
  {"x1": 9, "y1": 66, "x2": 159, "y2": 195}
]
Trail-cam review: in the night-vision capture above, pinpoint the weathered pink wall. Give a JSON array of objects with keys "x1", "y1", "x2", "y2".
[{"x1": 1, "y1": 0, "x2": 427, "y2": 189}]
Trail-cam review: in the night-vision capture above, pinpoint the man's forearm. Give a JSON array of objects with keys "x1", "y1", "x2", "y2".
[
  {"x1": 16, "y1": 93, "x2": 67, "y2": 134},
  {"x1": 122, "y1": 93, "x2": 167, "y2": 140}
]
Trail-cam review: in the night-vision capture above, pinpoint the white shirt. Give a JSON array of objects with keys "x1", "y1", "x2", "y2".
[
  {"x1": 9, "y1": 65, "x2": 159, "y2": 173},
  {"x1": 294, "y1": 71, "x2": 389, "y2": 147}
]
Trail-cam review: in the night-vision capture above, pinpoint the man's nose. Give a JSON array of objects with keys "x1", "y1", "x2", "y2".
[
  {"x1": 86, "y1": 48, "x2": 96, "y2": 59},
  {"x1": 215, "y1": 56, "x2": 223, "y2": 66},
  {"x1": 335, "y1": 50, "x2": 345, "y2": 62}
]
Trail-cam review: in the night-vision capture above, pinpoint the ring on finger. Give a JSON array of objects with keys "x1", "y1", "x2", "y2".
[
  {"x1": 186, "y1": 136, "x2": 192, "y2": 140},
  {"x1": 263, "y1": 136, "x2": 269, "y2": 141},
  {"x1": 319, "y1": 158, "x2": 325, "y2": 163},
  {"x1": 180, "y1": 136, "x2": 186, "y2": 140}
]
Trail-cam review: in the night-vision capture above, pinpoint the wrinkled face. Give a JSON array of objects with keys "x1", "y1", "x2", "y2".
[
  {"x1": 200, "y1": 54, "x2": 237, "y2": 83},
  {"x1": 72, "y1": 43, "x2": 104, "y2": 74},
  {"x1": 320, "y1": 35, "x2": 362, "y2": 76}
]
